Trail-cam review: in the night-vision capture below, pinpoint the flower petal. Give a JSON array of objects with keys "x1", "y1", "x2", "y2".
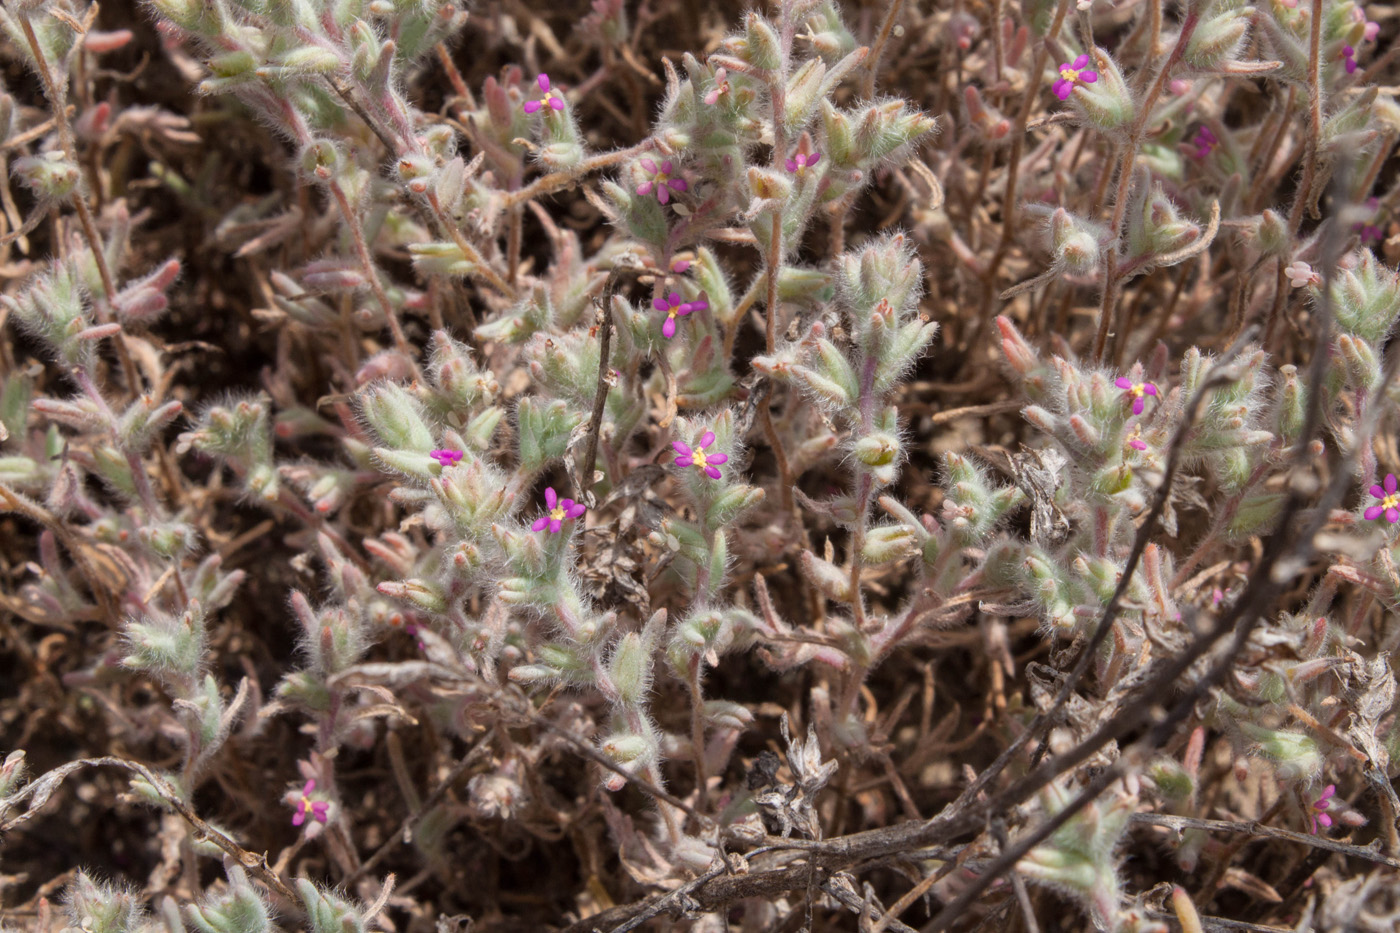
[
  {"x1": 636, "y1": 181, "x2": 654, "y2": 196},
  {"x1": 668, "y1": 177, "x2": 687, "y2": 192},
  {"x1": 700, "y1": 431, "x2": 716, "y2": 448},
  {"x1": 560, "y1": 497, "x2": 575, "y2": 510},
  {"x1": 532, "y1": 516, "x2": 549, "y2": 531},
  {"x1": 303, "y1": 779, "x2": 316, "y2": 795},
  {"x1": 523, "y1": 100, "x2": 541, "y2": 113},
  {"x1": 708, "y1": 452, "x2": 728, "y2": 465},
  {"x1": 1371, "y1": 484, "x2": 1386, "y2": 499},
  {"x1": 1387, "y1": 473, "x2": 1397, "y2": 494},
  {"x1": 705, "y1": 465, "x2": 722, "y2": 479},
  {"x1": 1132, "y1": 398, "x2": 1145, "y2": 415},
  {"x1": 549, "y1": 518, "x2": 562, "y2": 533},
  {"x1": 1317, "y1": 813, "x2": 1333, "y2": 827},
  {"x1": 641, "y1": 158, "x2": 656, "y2": 173},
  {"x1": 1073, "y1": 54, "x2": 1090, "y2": 68},
  {"x1": 660, "y1": 160, "x2": 674, "y2": 173},
  {"x1": 667, "y1": 291, "x2": 681, "y2": 306},
  {"x1": 545, "y1": 487, "x2": 557, "y2": 509},
  {"x1": 673, "y1": 441, "x2": 692, "y2": 456},
  {"x1": 1115, "y1": 377, "x2": 1132, "y2": 389},
  {"x1": 568, "y1": 503, "x2": 587, "y2": 518},
  {"x1": 1366, "y1": 505, "x2": 1384, "y2": 520},
  {"x1": 1053, "y1": 79, "x2": 1070, "y2": 100},
  {"x1": 549, "y1": 97, "x2": 565, "y2": 110},
  {"x1": 1081, "y1": 71, "x2": 1098, "y2": 83},
  {"x1": 657, "y1": 186, "x2": 670, "y2": 204},
  {"x1": 687, "y1": 296, "x2": 709, "y2": 312},
  {"x1": 808, "y1": 152, "x2": 821, "y2": 165},
  {"x1": 785, "y1": 158, "x2": 798, "y2": 172},
  {"x1": 1144, "y1": 383, "x2": 1157, "y2": 396},
  {"x1": 292, "y1": 810, "x2": 306, "y2": 826},
  {"x1": 538, "y1": 74, "x2": 551, "y2": 92},
  {"x1": 653, "y1": 296, "x2": 669, "y2": 312},
  {"x1": 662, "y1": 316, "x2": 676, "y2": 338},
  {"x1": 675, "y1": 456, "x2": 692, "y2": 467},
  {"x1": 1388, "y1": 508, "x2": 1399, "y2": 523}
]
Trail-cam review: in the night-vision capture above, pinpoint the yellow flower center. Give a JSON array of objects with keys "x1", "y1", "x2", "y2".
[
  {"x1": 550, "y1": 506, "x2": 567, "y2": 521},
  {"x1": 1129, "y1": 382, "x2": 1146, "y2": 397},
  {"x1": 301, "y1": 798, "x2": 314, "y2": 814},
  {"x1": 1060, "y1": 66, "x2": 1081, "y2": 82},
  {"x1": 1383, "y1": 494, "x2": 1400, "y2": 511},
  {"x1": 692, "y1": 446, "x2": 710, "y2": 469}
]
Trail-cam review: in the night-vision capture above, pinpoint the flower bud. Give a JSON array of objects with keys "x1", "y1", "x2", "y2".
[
  {"x1": 1049, "y1": 208, "x2": 1102, "y2": 275},
  {"x1": 1185, "y1": 3, "x2": 1252, "y2": 71},
  {"x1": 1237, "y1": 723, "x2": 1323, "y2": 780},
  {"x1": 358, "y1": 382, "x2": 433, "y2": 452},
  {"x1": 13, "y1": 151, "x2": 81, "y2": 200},
  {"x1": 608, "y1": 632, "x2": 653, "y2": 705},
  {"x1": 800, "y1": 549, "x2": 853, "y2": 602}
]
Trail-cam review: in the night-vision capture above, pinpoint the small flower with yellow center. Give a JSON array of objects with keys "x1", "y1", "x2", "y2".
[
  {"x1": 636, "y1": 158, "x2": 688, "y2": 205},
  {"x1": 1365, "y1": 473, "x2": 1400, "y2": 523},
  {"x1": 522, "y1": 73, "x2": 565, "y2": 114},
  {"x1": 673, "y1": 430, "x2": 729, "y2": 480},
  {"x1": 290, "y1": 778, "x2": 330, "y2": 827},
  {"x1": 1114, "y1": 376, "x2": 1158, "y2": 415},
  {"x1": 1052, "y1": 54, "x2": 1099, "y2": 101},
  {"x1": 532, "y1": 486, "x2": 586, "y2": 533},
  {"x1": 654, "y1": 291, "x2": 709, "y2": 339},
  {"x1": 1125, "y1": 425, "x2": 1147, "y2": 452}
]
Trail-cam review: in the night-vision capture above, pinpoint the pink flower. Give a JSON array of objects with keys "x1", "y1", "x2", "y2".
[
  {"x1": 654, "y1": 291, "x2": 708, "y2": 339},
  {"x1": 703, "y1": 67, "x2": 730, "y2": 106},
  {"x1": 522, "y1": 73, "x2": 565, "y2": 114},
  {"x1": 636, "y1": 159, "x2": 687, "y2": 205},
  {"x1": 1309, "y1": 784, "x2": 1336, "y2": 834},
  {"x1": 431, "y1": 449, "x2": 464, "y2": 466},
  {"x1": 670, "y1": 258, "x2": 691, "y2": 274},
  {"x1": 1190, "y1": 126, "x2": 1218, "y2": 160},
  {"x1": 1342, "y1": 45, "x2": 1359, "y2": 75},
  {"x1": 1125, "y1": 426, "x2": 1147, "y2": 452},
  {"x1": 673, "y1": 429, "x2": 728, "y2": 480},
  {"x1": 1365, "y1": 474, "x2": 1400, "y2": 522},
  {"x1": 292, "y1": 779, "x2": 330, "y2": 827},
  {"x1": 1285, "y1": 261, "x2": 1320, "y2": 289},
  {"x1": 785, "y1": 151, "x2": 822, "y2": 174},
  {"x1": 531, "y1": 486, "x2": 586, "y2": 533},
  {"x1": 1052, "y1": 54, "x2": 1099, "y2": 101},
  {"x1": 1115, "y1": 377, "x2": 1158, "y2": 415}
]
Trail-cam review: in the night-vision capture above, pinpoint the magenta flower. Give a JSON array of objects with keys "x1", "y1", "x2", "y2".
[
  {"x1": 703, "y1": 67, "x2": 730, "y2": 106},
  {"x1": 1365, "y1": 473, "x2": 1400, "y2": 522},
  {"x1": 431, "y1": 449, "x2": 464, "y2": 466},
  {"x1": 531, "y1": 486, "x2": 586, "y2": 533},
  {"x1": 654, "y1": 291, "x2": 708, "y2": 338},
  {"x1": 1052, "y1": 54, "x2": 1099, "y2": 101},
  {"x1": 673, "y1": 430, "x2": 728, "y2": 480},
  {"x1": 523, "y1": 73, "x2": 565, "y2": 114},
  {"x1": 1125, "y1": 426, "x2": 1147, "y2": 452},
  {"x1": 785, "y1": 151, "x2": 821, "y2": 174},
  {"x1": 1353, "y1": 197, "x2": 1384, "y2": 245},
  {"x1": 1342, "y1": 45, "x2": 1359, "y2": 75},
  {"x1": 1115, "y1": 377, "x2": 1158, "y2": 415},
  {"x1": 1190, "y1": 126, "x2": 1218, "y2": 160},
  {"x1": 636, "y1": 159, "x2": 687, "y2": 205},
  {"x1": 292, "y1": 779, "x2": 330, "y2": 827},
  {"x1": 670, "y1": 258, "x2": 691, "y2": 274},
  {"x1": 1309, "y1": 784, "x2": 1336, "y2": 834}
]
